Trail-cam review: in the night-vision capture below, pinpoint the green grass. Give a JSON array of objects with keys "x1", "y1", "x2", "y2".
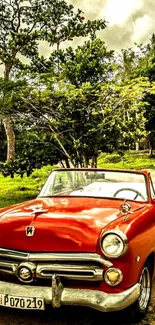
[
  {"x1": 0, "y1": 151, "x2": 155, "y2": 209},
  {"x1": 98, "y1": 150, "x2": 155, "y2": 170},
  {"x1": 0, "y1": 165, "x2": 56, "y2": 208}
]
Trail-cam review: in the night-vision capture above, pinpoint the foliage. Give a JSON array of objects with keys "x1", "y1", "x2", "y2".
[
  {"x1": 0, "y1": 0, "x2": 107, "y2": 162},
  {"x1": 117, "y1": 36, "x2": 155, "y2": 153},
  {"x1": 57, "y1": 38, "x2": 116, "y2": 86},
  {"x1": 10, "y1": 41, "x2": 151, "y2": 172},
  {"x1": 2, "y1": 74, "x2": 151, "y2": 173},
  {"x1": 0, "y1": 0, "x2": 106, "y2": 73},
  {"x1": 93, "y1": 77, "x2": 151, "y2": 152},
  {"x1": 1, "y1": 1, "x2": 155, "y2": 174}
]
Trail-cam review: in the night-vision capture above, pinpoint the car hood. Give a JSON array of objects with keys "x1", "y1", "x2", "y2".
[{"x1": 0, "y1": 197, "x2": 144, "y2": 252}]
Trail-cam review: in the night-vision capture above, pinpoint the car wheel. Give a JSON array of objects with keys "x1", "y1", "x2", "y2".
[{"x1": 127, "y1": 263, "x2": 152, "y2": 322}]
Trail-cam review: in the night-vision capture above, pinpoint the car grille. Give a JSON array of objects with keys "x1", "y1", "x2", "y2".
[{"x1": 0, "y1": 248, "x2": 113, "y2": 284}]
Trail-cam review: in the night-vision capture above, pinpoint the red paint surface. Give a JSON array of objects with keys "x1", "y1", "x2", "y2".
[
  {"x1": 0, "y1": 168, "x2": 154, "y2": 293},
  {"x1": 0, "y1": 197, "x2": 148, "y2": 253}
]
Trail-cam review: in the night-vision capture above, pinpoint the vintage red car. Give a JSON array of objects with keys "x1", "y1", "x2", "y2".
[{"x1": 0, "y1": 168, "x2": 154, "y2": 321}]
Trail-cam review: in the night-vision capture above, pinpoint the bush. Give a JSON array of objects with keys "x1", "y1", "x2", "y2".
[{"x1": 30, "y1": 165, "x2": 57, "y2": 180}]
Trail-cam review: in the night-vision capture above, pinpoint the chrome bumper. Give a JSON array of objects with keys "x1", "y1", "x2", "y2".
[{"x1": 0, "y1": 277, "x2": 140, "y2": 312}]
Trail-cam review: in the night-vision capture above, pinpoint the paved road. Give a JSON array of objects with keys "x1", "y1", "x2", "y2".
[{"x1": 0, "y1": 282, "x2": 155, "y2": 325}]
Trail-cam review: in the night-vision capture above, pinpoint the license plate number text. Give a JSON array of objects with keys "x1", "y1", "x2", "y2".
[{"x1": 0, "y1": 294, "x2": 45, "y2": 310}]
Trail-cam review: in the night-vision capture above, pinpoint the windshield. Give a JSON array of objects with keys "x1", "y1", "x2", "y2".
[{"x1": 39, "y1": 169, "x2": 148, "y2": 202}]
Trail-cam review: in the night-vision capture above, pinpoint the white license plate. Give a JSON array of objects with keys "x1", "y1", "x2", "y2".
[{"x1": 0, "y1": 294, "x2": 45, "y2": 310}]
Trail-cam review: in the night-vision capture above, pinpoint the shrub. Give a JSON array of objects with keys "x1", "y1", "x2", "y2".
[{"x1": 30, "y1": 165, "x2": 57, "y2": 180}]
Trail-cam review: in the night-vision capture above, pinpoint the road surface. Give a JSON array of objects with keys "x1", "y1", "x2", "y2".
[{"x1": 0, "y1": 282, "x2": 155, "y2": 325}]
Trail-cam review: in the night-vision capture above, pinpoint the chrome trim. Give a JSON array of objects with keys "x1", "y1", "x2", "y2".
[
  {"x1": 36, "y1": 263, "x2": 103, "y2": 281},
  {"x1": 100, "y1": 230, "x2": 128, "y2": 258},
  {"x1": 16, "y1": 262, "x2": 36, "y2": 283},
  {"x1": 0, "y1": 261, "x2": 18, "y2": 275},
  {"x1": 0, "y1": 248, "x2": 113, "y2": 267},
  {"x1": 119, "y1": 202, "x2": 131, "y2": 214},
  {"x1": 0, "y1": 249, "x2": 112, "y2": 282},
  {"x1": 52, "y1": 275, "x2": 63, "y2": 308},
  {"x1": 138, "y1": 266, "x2": 151, "y2": 311},
  {"x1": 0, "y1": 260, "x2": 104, "y2": 282},
  {"x1": 0, "y1": 279, "x2": 140, "y2": 312},
  {"x1": 0, "y1": 249, "x2": 28, "y2": 260}
]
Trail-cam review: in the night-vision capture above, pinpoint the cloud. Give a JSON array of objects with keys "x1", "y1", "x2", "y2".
[
  {"x1": 132, "y1": 15, "x2": 153, "y2": 43},
  {"x1": 1, "y1": 0, "x2": 155, "y2": 76},
  {"x1": 67, "y1": 0, "x2": 102, "y2": 19},
  {"x1": 102, "y1": 0, "x2": 143, "y2": 26},
  {"x1": 67, "y1": 0, "x2": 155, "y2": 50}
]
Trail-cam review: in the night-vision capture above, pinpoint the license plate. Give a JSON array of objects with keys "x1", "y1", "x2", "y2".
[{"x1": 0, "y1": 294, "x2": 45, "y2": 310}]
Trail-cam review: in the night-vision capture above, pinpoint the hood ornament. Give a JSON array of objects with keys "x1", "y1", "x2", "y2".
[
  {"x1": 26, "y1": 226, "x2": 35, "y2": 237},
  {"x1": 24, "y1": 205, "x2": 47, "y2": 216},
  {"x1": 119, "y1": 200, "x2": 131, "y2": 216},
  {"x1": 31, "y1": 207, "x2": 47, "y2": 216}
]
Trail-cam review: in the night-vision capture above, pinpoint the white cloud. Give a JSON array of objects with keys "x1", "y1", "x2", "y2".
[
  {"x1": 102, "y1": 0, "x2": 143, "y2": 25},
  {"x1": 67, "y1": 0, "x2": 155, "y2": 50},
  {"x1": 132, "y1": 15, "x2": 153, "y2": 42}
]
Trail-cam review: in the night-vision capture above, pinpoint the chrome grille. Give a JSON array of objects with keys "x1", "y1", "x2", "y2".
[
  {"x1": 0, "y1": 248, "x2": 113, "y2": 283},
  {"x1": 36, "y1": 263, "x2": 103, "y2": 281},
  {"x1": 0, "y1": 261, "x2": 18, "y2": 275}
]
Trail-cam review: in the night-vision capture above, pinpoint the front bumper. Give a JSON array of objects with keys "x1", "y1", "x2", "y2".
[{"x1": 0, "y1": 277, "x2": 140, "y2": 312}]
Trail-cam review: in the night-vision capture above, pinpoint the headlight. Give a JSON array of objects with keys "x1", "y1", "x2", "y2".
[{"x1": 100, "y1": 230, "x2": 128, "y2": 258}]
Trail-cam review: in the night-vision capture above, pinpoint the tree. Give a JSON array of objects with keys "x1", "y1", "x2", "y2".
[
  {"x1": 117, "y1": 37, "x2": 155, "y2": 154},
  {"x1": 0, "y1": 0, "x2": 106, "y2": 161},
  {"x1": 15, "y1": 37, "x2": 116, "y2": 167},
  {"x1": 15, "y1": 75, "x2": 151, "y2": 168},
  {"x1": 16, "y1": 42, "x2": 150, "y2": 168},
  {"x1": 98, "y1": 78, "x2": 150, "y2": 151},
  {"x1": 56, "y1": 38, "x2": 116, "y2": 86},
  {"x1": 137, "y1": 35, "x2": 155, "y2": 155}
]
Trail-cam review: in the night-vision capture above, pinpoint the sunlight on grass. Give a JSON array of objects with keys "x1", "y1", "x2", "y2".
[
  {"x1": 0, "y1": 165, "x2": 56, "y2": 208},
  {"x1": 98, "y1": 150, "x2": 155, "y2": 170}
]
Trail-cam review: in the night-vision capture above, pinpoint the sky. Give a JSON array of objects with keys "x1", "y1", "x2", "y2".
[
  {"x1": 65, "y1": 0, "x2": 155, "y2": 51},
  {"x1": 1, "y1": 0, "x2": 155, "y2": 75}
]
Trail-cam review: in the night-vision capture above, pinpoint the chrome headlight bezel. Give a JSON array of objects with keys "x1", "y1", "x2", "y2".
[{"x1": 100, "y1": 230, "x2": 128, "y2": 258}]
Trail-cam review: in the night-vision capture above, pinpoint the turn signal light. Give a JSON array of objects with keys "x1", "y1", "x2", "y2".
[{"x1": 104, "y1": 268, "x2": 123, "y2": 286}]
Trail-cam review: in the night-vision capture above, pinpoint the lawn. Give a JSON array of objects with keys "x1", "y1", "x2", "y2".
[
  {"x1": 97, "y1": 150, "x2": 155, "y2": 169},
  {"x1": 0, "y1": 165, "x2": 55, "y2": 208},
  {"x1": 0, "y1": 150, "x2": 155, "y2": 208}
]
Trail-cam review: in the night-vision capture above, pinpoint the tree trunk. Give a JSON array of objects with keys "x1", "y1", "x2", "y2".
[
  {"x1": 84, "y1": 156, "x2": 89, "y2": 167},
  {"x1": 91, "y1": 155, "x2": 97, "y2": 168},
  {"x1": 135, "y1": 142, "x2": 139, "y2": 150},
  {"x1": 64, "y1": 157, "x2": 71, "y2": 168},
  {"x1": 2, "y1": 63, "x2": 16, "y2": 161},
  {"x1": 148, "y1": 133, "x2": 153, "y2": 157},
  {"x1": 2, "y1": 115, "x2": 15, "y2": 161},
  {"x1": 149, "y1": 145, "x2": 153, "y2": 157}
]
